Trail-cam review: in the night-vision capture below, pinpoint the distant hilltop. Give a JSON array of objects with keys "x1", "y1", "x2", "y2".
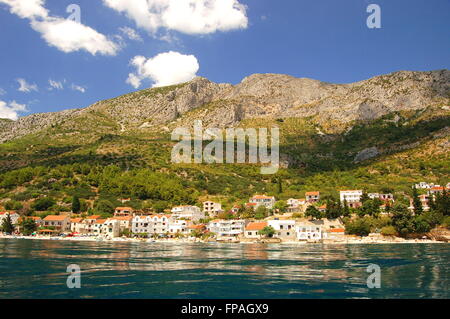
[{"x1": 0, "y1": 69, "x2": 449, "y2": 143}]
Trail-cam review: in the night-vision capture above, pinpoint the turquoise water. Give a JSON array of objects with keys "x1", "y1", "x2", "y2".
[{"x1": 0, "y1": 238, "x2": 448, "y2": 299}]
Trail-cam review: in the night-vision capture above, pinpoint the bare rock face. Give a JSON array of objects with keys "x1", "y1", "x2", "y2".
[
  {"x1": 0, "y1": 70, "x2": 449, "y2": 142},
  {"x1": 353, "y1": 147, "x2": 380, "y2": 163}
]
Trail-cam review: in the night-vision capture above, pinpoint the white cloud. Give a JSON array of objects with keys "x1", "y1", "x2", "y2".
[
  {"x1": 0, "y1": 0, "x2": 119, "y2": 56},
  {"x1": 48, "y1": 79, "x2": 63, "y2": 90},
  {"x1": 17, "y1": 78, "x2": 38, "y2": 93},
  {"x1": 0, "y1": 100, "x2": 28, "y2": 120},
  {"x1": 31, "y1": 17, "x2": 119, "y2": 55},
  {"x1": 119, "y1": 26, "x2": 142, "y2": 41},
  {"x1": 71, "y1": 84, "x2": 86, "y2": 93},
  {"x1": 103, "y1": 0, "x2": 248, "y2": 35},
  {"x1": 127, "y1": 51, "x2": 199, "y2": 88},
  {"x1": 0, "y1": 0, "x2": 48, "y2": 19}
]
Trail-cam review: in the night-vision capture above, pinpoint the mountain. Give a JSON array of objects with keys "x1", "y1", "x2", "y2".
[
  {"x1": 1, "y1": 69, "x2": 449, "y2": 143},
  {"x1": 0, "y1": 70, "x2": 448, "y2": 210}
]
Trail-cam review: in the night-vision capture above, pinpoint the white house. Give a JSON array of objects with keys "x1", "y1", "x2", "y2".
[
  {"x1": 110, "y1": 216, "x2": 133, "y2": 232},
  {"x1": 0, "y1": 211, "x2": 20, "y2": 226},
  {"x1": 100, "y1": 219, "x2": 120, "y2": 239},
  {"x1": 268, "y1": 219, "x2": 296, "y2": 240},
  {"x1": 249, "y1": 195, "x2": 276, "y2": 209},
  {"x1": 305, "y1": 191, "x2": 320, "y2": 203},
  {"x1": 203, "y1": 201, "x2": 223, "y2": 217},
  {"x1": 132, "y1": 215, "x2": 172, "y2": 235},
  {"x1": 295, "y1": 222, "x2": 323, "y2": 241},
  {"x1": 171, "y1": 206, "x2": 205, "y2": 222},
  {"x1": 207, "y1": 219, "x2": 246, "y2": 238},
  {"x1": 42, "y1": 215, "x2": 71, "y2": 232},
  {"x1": 244, "y1": 221, "x2": 268, "y2": 239},
  {"x1": 340, "y1": 190, "x2": 363, "y2": 203},
  {"x1": 70, "y1": 218, "x2": 84, "y2": 233},
  {"x1": 414, "y1": 182, "x2": 434, "y2": 189},
  {"x1": 287, "y1": 198, "x2": 306, "y2": 210},
  {"x1": 368, "y1": 193, "x2": 394, "y2": 201},
  {"x1": 427, "y1": 187, "x2": 448, "y2": 196},
  {"x1": 114, "y1": 207, "x2": 133, "y2": 216},
  {"x1": 168, "y1": 219, "x2": 189, "y2": 234}
]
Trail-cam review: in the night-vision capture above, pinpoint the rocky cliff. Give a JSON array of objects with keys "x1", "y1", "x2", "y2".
[{"x1": 1, "y1": 69, "x2": 448, "y2": 143}]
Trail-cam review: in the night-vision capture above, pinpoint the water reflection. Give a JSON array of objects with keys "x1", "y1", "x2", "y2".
[{"x1": 0, "y1": 239, "x2": 448, "y2": 299}]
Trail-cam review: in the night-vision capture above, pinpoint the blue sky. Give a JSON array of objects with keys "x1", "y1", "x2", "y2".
[{"x1": 0, "y1": 0, "x2": 449, "y2": 119}]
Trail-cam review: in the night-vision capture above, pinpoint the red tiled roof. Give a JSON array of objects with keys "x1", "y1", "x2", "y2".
[
  {"x1": 252, "y1": 195, "x2": 274, "y2": 199},
  {"x1": 245, "y1": 222, "x2": 267, "y2": 231},
  {"x1": 188, "y1": 224, "x2": 205, "y2": 230},
  {"x1": 111, "y1": 216, "x2": 133, "y2": 221},
  {"x1": 305, "y1": 191, "x2": 319, "y2": 196},
  {"x1": 43, "y1": 215, "x2": 68, "y2": 221},
  {"x1": 86, "y1": 215, "x2": 101, "y2": 220},
  {"x1": 329, "y1": 228, "x2": 345, "y2": 233}
]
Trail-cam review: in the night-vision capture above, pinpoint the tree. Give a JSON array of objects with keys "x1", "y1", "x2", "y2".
[
  {"x1": 72, "y1": 196, "x2": 81, "y2": 214},
  {"x1": 411, "y1": 186, "x2": 423, "y2": 215},
  {"x1": 32, "y1": 197, "x2": 56, "y2": 211},
  {"x1": 305, "y1": 205, "x2": 322, "y2": 220},
  {"x1": 431, "y1": 189, "x2": 449, "y2": 216},
  {"x1": 258, "y1": 226, "x2": 275, "y2": 238},
  {"x1": 273, "y1": 200, "x2": 287, "y2": 213},
  {"x1": 94, "y1": 199, "x2": 115, "y2": 215},
  {"x1": 345, "y1": 218, "x2": 372, "y2": 237},
  {"x1": 325, "y1": 200, "x2": 342, "y2": 219},
  {"x1": 342, "y1": 199, "x2": 351, "y2": 217},
  {"x1": 255, "y1": 206, "x2": 268, "y2": 220},
  {"x1": 1, "y1": 214, "x2": 15, "y2": 234},
  {"x1": 360, "y1": 191, "x2": 370, "y2": 203},
  {"x1": 19, "y1": 218, "x2": 37, "y2": 236},
  {"x1": 5, "y1": 200, "x2": 23, "y2": 211},
  {"x1": 391, "y1": 203, "x2": 415, "y2": 236},
  {"x1": 277, "y1": 176, "x2": 283, "y2": 194}
]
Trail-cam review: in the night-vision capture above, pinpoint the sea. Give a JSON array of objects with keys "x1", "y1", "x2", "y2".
[{"x1": 0, "y1": 238, "x2": 448, "y2": 299}]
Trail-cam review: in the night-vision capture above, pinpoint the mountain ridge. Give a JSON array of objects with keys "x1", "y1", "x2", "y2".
[{"x1": 1, "y1": 69, "x2": 449, "y2": 143}]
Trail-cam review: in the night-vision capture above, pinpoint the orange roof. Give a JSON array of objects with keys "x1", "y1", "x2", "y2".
[
  {"x1": 188, "y1": 224, "x2": 205, "y2": 230},
  {"x1": 430, "y1": 187, "x2": 447, "y2": 191},
  {"x1": 115, "y1": 207, "x2": 133, "y2": 211},
  {"x1": 70, "y1": 218, "x2": 83, "y2": 223},
  {"x1": 0, "y1": 211, "x2": 18, "y2": 215},
  {"x1": 96, "y1": 219, "x2": 107, "y2": 224},
  {"x1": 111, "y1": 216, "x2": 133, "y2": 221},
  {"x1": 318, "y1": 204, "x2": 327, "y2": 209},
  {"x1": 246, "y1": 203, "x2": 257, "y2": 206},
  {"x1": 18, "y1": 216, "x2": 42, "y2": 223},
  {"x1": 86, "y1": 215, "x2": 101, "y2": 220},
  {"x1": 305, "y1": 191, "x2": 320, "y2": 196},
  {"x1": 245, "y1": 222, "x2": 267, "y2": 231},
  {"x1": 251, "y1": 195, "x2": 274, "y2": 199},
  {"x1": 43, "y1": 215, "x2": 68, "y2": 221},
  {"x1": 329, "y1": 228, "x2": 345, "y2": 233}
]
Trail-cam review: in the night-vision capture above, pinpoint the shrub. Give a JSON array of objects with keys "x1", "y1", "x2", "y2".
[
  {"x1": 345, "y1": 218, "x2": 372, "y2": 237},
  {"x1": 381, "y1": 226, "x2": 397, "y2": 236}
]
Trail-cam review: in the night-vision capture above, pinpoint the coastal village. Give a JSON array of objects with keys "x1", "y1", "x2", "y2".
[{"x1": 1, "y1": 181, "x2": 449, "y2": 244}]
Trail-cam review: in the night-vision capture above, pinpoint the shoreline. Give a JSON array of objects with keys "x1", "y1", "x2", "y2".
[{"x1": 0, "y1": 234, "x2": 447, "y2": 245}]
